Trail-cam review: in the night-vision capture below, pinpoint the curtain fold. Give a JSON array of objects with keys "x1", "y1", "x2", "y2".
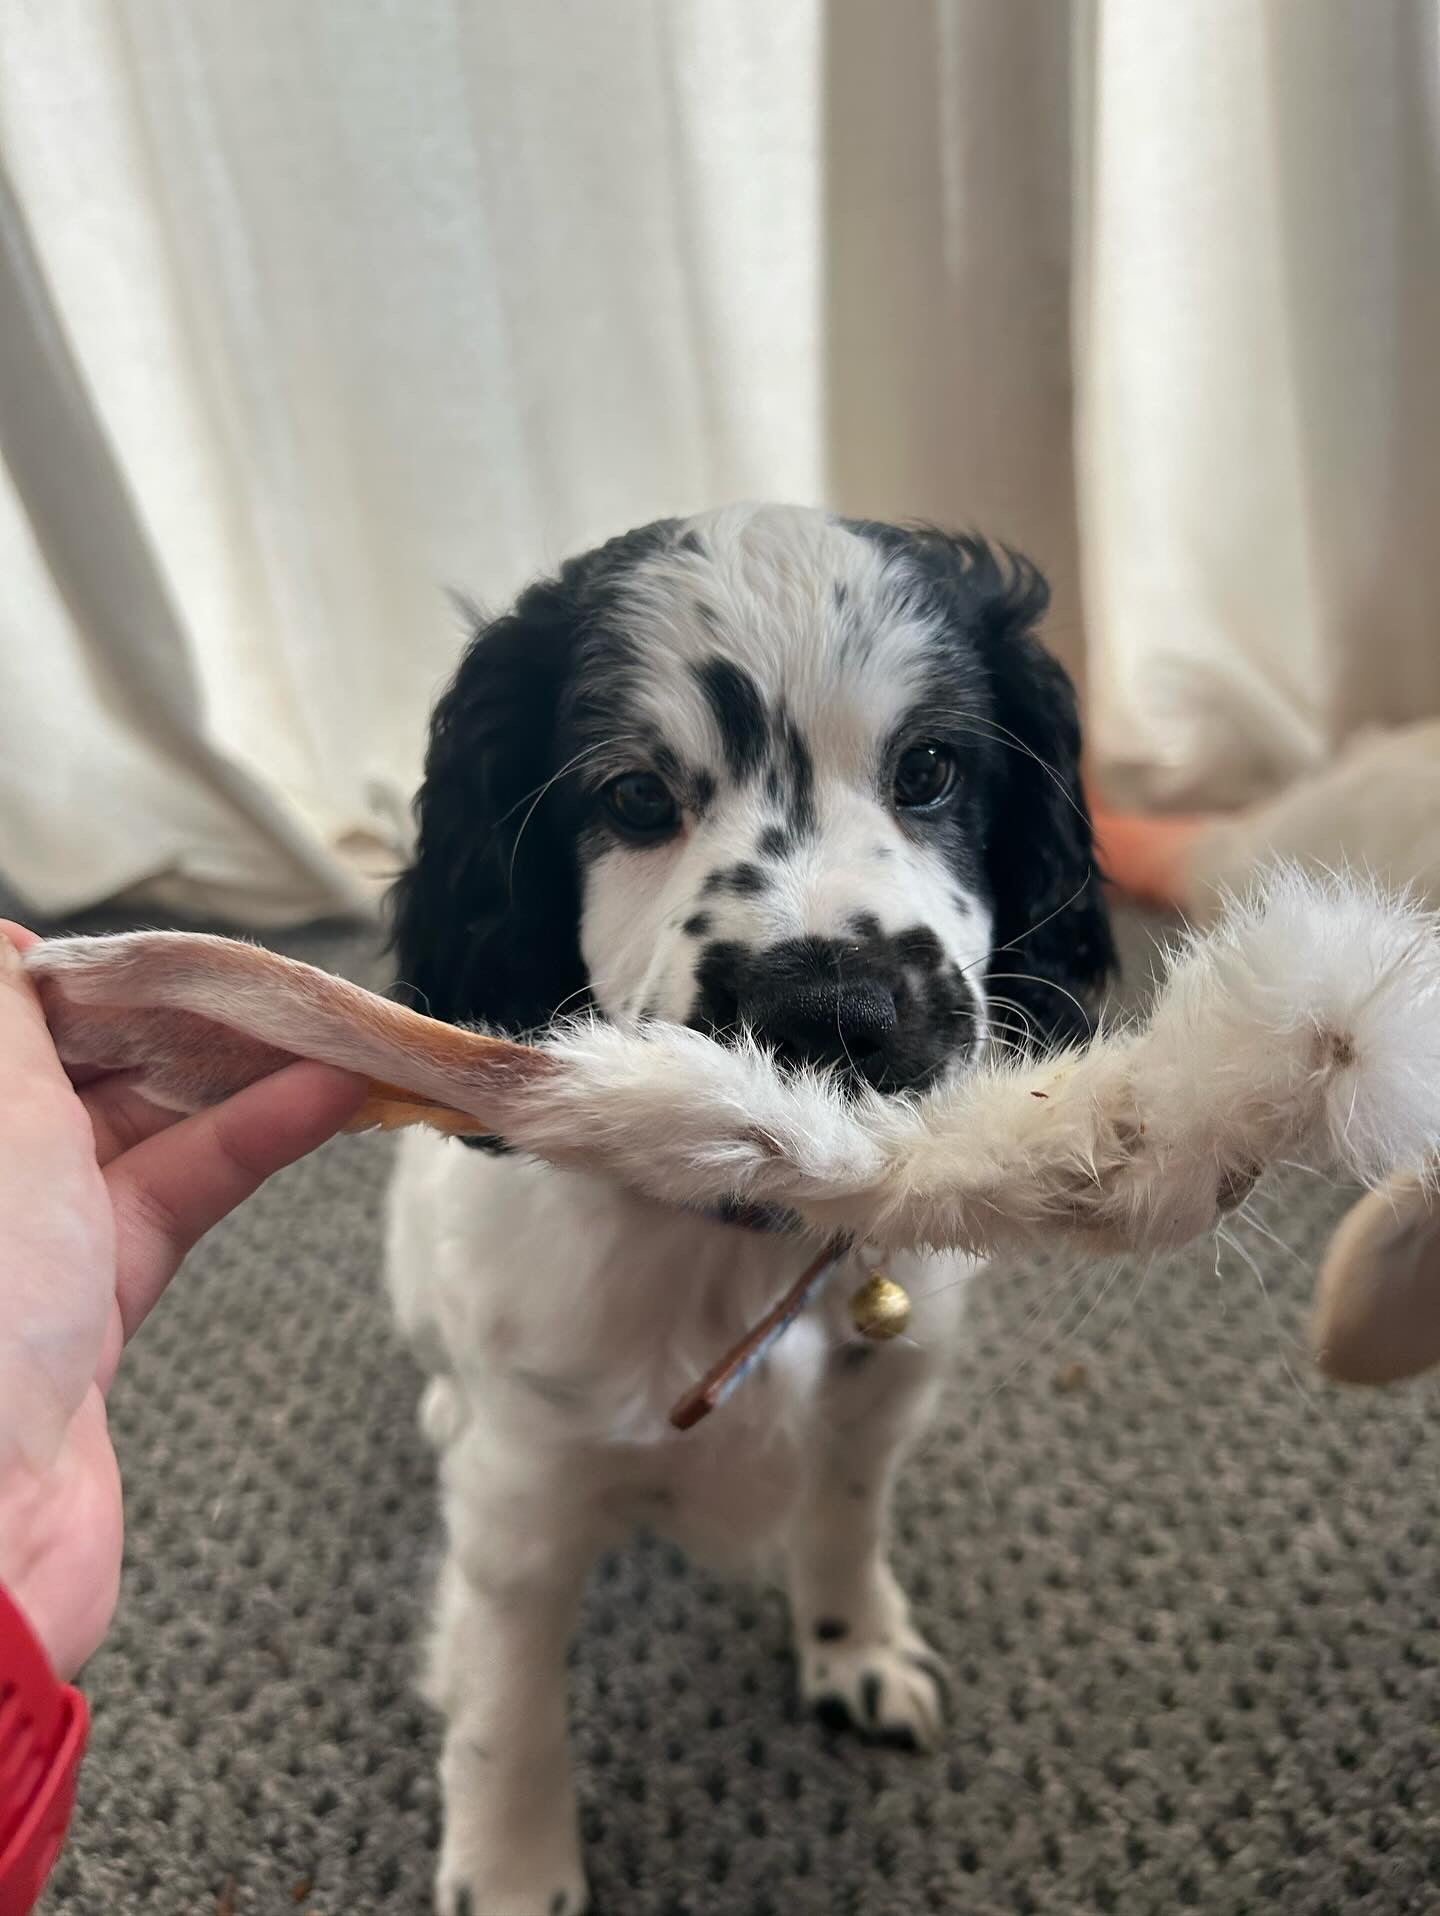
[
  {"x1": 0, "y1": 1, "x2": 1435, "y2": 920},
  {"x1": 0, "y1": 151, "x2": 373, "y2": 923},
  {"x1": 824, "y1": 0, "x2": 1084, "y2": 682},
  {"x1": 1078, "y1": 0, "x2": 1440, "y2": 811}
]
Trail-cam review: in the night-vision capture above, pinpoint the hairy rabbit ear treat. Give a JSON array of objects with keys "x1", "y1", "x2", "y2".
[{"x1": 27, "y1": 865, "x2": 1440, "y2": 1396}]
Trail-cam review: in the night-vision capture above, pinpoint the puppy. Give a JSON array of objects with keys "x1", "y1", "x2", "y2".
[{"x1": 385, "y1": 503, "x2": 1115, "y2": 1915}]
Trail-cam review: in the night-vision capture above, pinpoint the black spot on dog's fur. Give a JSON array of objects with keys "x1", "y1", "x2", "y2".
[
  {"x1": 677, "y1": 528, "x2": 705, "y2": 557},
  {"x1": 848, "y1": 911, "x2": 883, "y2": 941},
  {"x1": 905, "y1": 1650, "x2": 953, "y2": 1720},
  {"x1": 453, "y1": 1891, "x2": 475, "y2": 1916},
  {"x1": 694, "y1": 656, "x2": 768, "y2": 780},
  {"x1": 774, "y1": 706, "x2": 816, "y2": 834},
  {"x1": 641, "y1": 734, "x2": 687, "y2": 797},
  {"x1": 682, "y1": 911, "x2": 712, "y2": 938},
  {"x1": 701, "y1": 862, "x2": 769, "y2": 899},
  {"x1": 813, "y1": 1696, "x2": 853, "y2": 1735},
  {"x1": 709, "y1": 1196, "x2": 794, "y2": 1233},
  {"x1": 836, "y1": 1343, "x2": 876, "y2": 1372},
  {"x1": 815, "y1": 1619, "x2": 850, "y2": 1642},
  {"x1": 691, "y1": 941, "x2": 746, "y2": 1038},
  {"x1": 860, "y1": 1672, "x2": 883, "y2": 1725},
  {"x1": 897, "y1": 926, "x2": 945, "y2": 971},
  {"x1": 757, "y1": 822, "x2": 796, "y2": 860}
]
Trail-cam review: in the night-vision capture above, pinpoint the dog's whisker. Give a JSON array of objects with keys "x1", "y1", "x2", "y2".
[
  {"x1": 504, "y1": 736, "x2": 642, "y2": 895},
  {"x1": 1214, "y1": 1223, "x2": 1313, "y2": 1402},
  {"x1": 980, "y1": 993, "x2": 1040, "y2": 1051},
  {"x1": 928, "y1": 712, "x2": 1092, "y2": 828},
  {"x1": 982, "y1": 970, "x2": 1093, "y2": 1038},
  {"x1": 964, "y1": 871, "x2": 1099, "y2": 978},
  {"x1": 1094, "y1": 1248, "x2": 1160, "y2": 1354}
]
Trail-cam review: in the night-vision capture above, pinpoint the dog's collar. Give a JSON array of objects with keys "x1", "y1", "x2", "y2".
[
  {"x1": 669, "y1": 1242, "x2": 913, "y2": 1430},
  {"x1": 703, "y1": 1197, "x2": 800, "y2": 1234},
  {"x1": 462, "y1": 1107, "x2": 911, "y2": 1430}
]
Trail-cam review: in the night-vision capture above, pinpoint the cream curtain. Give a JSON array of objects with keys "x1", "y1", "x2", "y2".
[
  {"x1": 0, "y1": 1, "x2": 825, "y2": 922},
  {"x1": 1078, "y1": 0, "x2": 1440, "y2": 811},
  {"x1": 0, "y1": 2, "x2": 1436, "y2": 923}
]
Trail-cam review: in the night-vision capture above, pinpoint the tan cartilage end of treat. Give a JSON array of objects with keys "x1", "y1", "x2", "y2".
[
  {"x1": 348, "y1": 1084, "x2": 496, "y2": 1137},
  {"x1": 1313, "y1": 1166, "x2": 1440, "y2": 1384},
  {"x1": 24, "y1": 929, "x2": 559, "y2": 1133}
]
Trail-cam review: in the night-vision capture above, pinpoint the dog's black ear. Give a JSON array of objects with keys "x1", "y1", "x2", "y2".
[
  {"x1": 389, "y1": 520, "x2": 679, "y2": 1040},
  {"x1": 388, "y1": 584, "x2": 587, "y2": 1037},
  {"x1": 963, "y1": 546, "x2": 1115, "y2": 1052},
  {"x1": 851, "y1": 523, "x2": 1116, "y2": 1052}
]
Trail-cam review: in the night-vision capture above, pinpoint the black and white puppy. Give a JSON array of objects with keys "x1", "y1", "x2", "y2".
[{"x1": 386, "y1": 503, "x2": 1115, "y2": 1916}]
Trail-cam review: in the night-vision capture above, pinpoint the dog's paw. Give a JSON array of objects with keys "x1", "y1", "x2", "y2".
[
  {"x1": 799, "y1": 1622, "x2": 949, "y2": 1751},
  {"x1": 436, "y1": 1856, "x2": 588, "y2": 1916}
]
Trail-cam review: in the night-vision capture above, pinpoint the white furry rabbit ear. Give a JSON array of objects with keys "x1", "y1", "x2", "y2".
[
  {"x1": 1312, "y1": 1169, "x2": 1440, "y2": 1384},
  {"x1": 27, "y1": 871, "x2": 1440, "y2": 1292},
  {"x1": 23, "y1": 931, "x2": 552, "y2": 1138}
]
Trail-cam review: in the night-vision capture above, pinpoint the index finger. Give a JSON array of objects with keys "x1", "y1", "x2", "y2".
[{"x1": 104, "y1": 1059, "x2": 367, "y2": 1341}]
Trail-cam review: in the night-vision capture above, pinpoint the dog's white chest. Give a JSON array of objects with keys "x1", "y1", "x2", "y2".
[{"x1": 386, "y1": 1132, "x2": 973, "y2": 1558}]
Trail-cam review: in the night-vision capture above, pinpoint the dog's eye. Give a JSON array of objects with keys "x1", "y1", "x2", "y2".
[
  {"x1": 893, "y1": 742, "x2": 957, "y2": 810},
  {"x1": 602, "y1": 772, "x2": 680, "y2": 839}
]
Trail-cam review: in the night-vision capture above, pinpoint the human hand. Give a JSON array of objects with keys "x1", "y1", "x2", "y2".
[{"x1": 0, "y1": 921, "x2": 366, "y2": 1676}]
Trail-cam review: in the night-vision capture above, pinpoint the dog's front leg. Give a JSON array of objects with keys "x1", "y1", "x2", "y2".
[
  {"x1": 427, "y1": 1469, "x2": 593, "y2": 1916},
  {"x1": 787, "y1": 1295, "x2": 954, "y2": 1751}
]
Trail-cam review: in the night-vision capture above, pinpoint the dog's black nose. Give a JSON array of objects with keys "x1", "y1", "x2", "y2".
[
  {"x1": 691, "y1": 931, "x2": 974, "y2": 1094},
  {"x1": 742, "y1": 976, "x2": 899, "y2": 1071}
]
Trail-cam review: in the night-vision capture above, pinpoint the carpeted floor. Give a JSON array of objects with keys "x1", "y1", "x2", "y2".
[{"x1": 26, "y1": 902, "x2": 1440, "y2": 1916}]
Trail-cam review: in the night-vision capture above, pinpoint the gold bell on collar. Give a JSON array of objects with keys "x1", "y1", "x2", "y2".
[{"x1": 849, "y1": 1267, "x2": 912, "y2": 1340}]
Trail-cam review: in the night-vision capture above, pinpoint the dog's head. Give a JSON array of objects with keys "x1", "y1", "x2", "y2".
[{"x1": 391, "y1": 505, "x2": 1114, "y2": 1101}]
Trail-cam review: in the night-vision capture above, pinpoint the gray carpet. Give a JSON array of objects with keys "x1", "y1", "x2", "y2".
[{"x1": 26, "y1": 903, "x2": 1440, "y2": 1916}]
